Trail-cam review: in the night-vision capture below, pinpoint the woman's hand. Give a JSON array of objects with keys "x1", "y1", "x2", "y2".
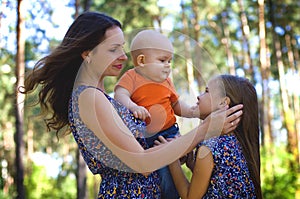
[
  {"x1": 153, "y1": 135, "x2": 174, "y2": 146},
  {"x1": 155, "y1": 136, "x2": 195, "y2": 170},
  {"x1": 202, "y1": 104, "x2": 243, "y2": 139},
  {"x1": 222, "y1": 104, "x2": 243, "y2": 134}
]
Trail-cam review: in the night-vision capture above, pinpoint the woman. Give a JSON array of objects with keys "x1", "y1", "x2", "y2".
[{"x1": 21, "y1": 11, "x2": 243, "y2": 198}]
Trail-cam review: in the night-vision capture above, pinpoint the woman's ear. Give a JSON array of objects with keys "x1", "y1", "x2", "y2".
[
  {"x1": 137, "y1": 54, "x2": 145, "y2": 66},
  {"x1": 81, "y1": 51, "x2": 89, "y2": 59},
  {"x1": 81, "y1": 51, "x2": 91, "y2": 64}
]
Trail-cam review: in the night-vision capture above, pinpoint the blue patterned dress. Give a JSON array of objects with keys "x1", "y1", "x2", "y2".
[
  {"x1": 197, "y1": 134, "x2": 256, "y2": 198},
  {"x1": 68, "y1": 85, "x2": 160, "y2": 199}
]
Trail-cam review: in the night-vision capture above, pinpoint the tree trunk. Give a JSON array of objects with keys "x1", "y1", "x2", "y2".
[
  {"x1": 238, "y1": 0, "x2": 254, "y2": 82},
  {"x1": 190, "y1": 0, "x2": 202, "y2": 90},
  {"x1": 83, "y1": 0, "x2": 91, "y2": 11},
  {"x1": 291, "y1": 36, "x2": 300, "y2": 164},
  {"x1": 27, "y1": 121, "x2": 34, "y2": 161},
  {"x1": 221, "y1": 10, "x2": 235, "y2": 74},
  {"x1": 75, "y1": 0, "x2": 80, "y2": 18},
  {"x1": 180, "y1": 0, "x2": 195, "y2": 93},
  {"x1": 258, "y1": 0, "x2": 273, "y2": 146},
  {"x1": 268, "y1": 0, "x2": 298, "y2": 167},
  {"x1": 191, "y1": 0, "x2": 199, "y2": 41},
  {"x1": 76, "y1": 150, "x2": 88, "y2": 199},
  {"x1": 285, "y1": 31, "x2": 299, "y2": 164},
  {"x1": 15, "y1": 0, "x2": 26, "y2": 198}
]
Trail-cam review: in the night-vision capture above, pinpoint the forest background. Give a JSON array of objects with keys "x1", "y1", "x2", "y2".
[{"x1": 1, "y1": 0, "x2": 300, "y2": 198}]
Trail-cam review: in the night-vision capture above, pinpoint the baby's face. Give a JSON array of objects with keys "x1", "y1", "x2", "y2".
[{"x1": 139, "y1": 49, "x2": 173, "y2": 82}]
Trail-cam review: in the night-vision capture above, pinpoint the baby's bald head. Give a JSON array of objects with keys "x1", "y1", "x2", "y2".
[
  {"x1": 130, "y1": 30, "x2": 173, "y2": 52},
  {"x1": 130, "y1": 30, "x2": 173, "y2": 66}
]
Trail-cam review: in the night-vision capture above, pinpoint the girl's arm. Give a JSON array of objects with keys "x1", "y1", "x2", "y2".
[{"x1": 168, "y1": 146, "x2": 213, "y2": 199}]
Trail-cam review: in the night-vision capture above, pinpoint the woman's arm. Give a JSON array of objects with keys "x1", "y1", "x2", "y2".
[{"x1": 79, "y1": 88, "x2": 242, "y2": 173}]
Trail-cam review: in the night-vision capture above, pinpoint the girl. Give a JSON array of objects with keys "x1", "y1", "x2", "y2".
[{"x1": 165, "y1": 75, "x2": 262, "y2": 199}]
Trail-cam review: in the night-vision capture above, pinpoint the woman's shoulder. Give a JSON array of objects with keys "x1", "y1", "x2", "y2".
[
  {"x1": 73, "y1": 85, "x2": 109, "y2": 101},
  {"x1": 74, "y1": 85, "x2": 103, "y2": 93},
  {"x1": 72, "y1": 85, "x2": 100, "y2": 97}
]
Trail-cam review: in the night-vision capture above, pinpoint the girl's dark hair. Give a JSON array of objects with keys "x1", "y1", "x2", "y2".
[
  {"x1": 21, "y1": 12, "x2": 121, "y2": 136},
  {"x1": 219, "y1": 74, "x2": 262, "y2": 199}
]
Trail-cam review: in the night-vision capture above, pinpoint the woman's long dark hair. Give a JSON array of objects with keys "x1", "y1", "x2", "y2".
[
  {"x1": 21, "y1": 12, "x2": 121, "y2": 136},
  {"x1": 219, "y1": 74, "x2": 262, "y2": 199}
]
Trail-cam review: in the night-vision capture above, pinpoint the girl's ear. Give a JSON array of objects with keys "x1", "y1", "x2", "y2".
[
  {"x1": 137, "y1": 54, "x2": 145, "y2": 66},
  {"x1": 219, "y1": 96, "x2": 231, "y2": 106},
  {"x1": 224, "y1": 96, "x2": 231, "y2": 106}
]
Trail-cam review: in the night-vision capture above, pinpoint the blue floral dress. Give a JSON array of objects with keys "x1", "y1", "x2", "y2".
[
  {"x1": 197, "y1": 134, "x2": 256, "y2": 198},
  {"x1": 68, "y1": 85, "x2": 160, "y2": 199}
]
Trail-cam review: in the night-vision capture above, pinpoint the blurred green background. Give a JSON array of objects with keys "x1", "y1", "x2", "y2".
[{"x1": 1, "y1": 0, "x2": 300, "y2": 198}]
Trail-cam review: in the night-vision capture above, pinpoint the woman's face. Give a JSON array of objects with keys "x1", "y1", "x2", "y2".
[{"x1": 89, "y1": 26, "x2": 128, "y2": 77}]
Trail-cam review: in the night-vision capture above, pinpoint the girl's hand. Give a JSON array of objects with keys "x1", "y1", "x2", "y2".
[{"x1": 185, "y1": 150, "x2": 195, "y2": 171}]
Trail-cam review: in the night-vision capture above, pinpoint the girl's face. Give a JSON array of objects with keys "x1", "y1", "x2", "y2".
[
  {"x1": 89, "y1": 26, "x2": 128, "y2": 78},
  {"x1": 197, "y1": 78, "x2": 226, "y2": 119}
]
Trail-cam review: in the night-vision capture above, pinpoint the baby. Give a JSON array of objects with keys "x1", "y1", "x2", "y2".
[{"x1": 114, "y1": 29, "x2": 199, "y2": 199}]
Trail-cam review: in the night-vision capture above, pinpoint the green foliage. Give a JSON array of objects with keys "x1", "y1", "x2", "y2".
[
  {"x1": 0, "y1": 50, "x2": 15, "y2": 127},
  {"x1": 261, "y1": 144, "x2": 300, "y2": 199},
  {"x1": 1, "y1": 0, "x2": 299, "y2": 197},
  {"x1": 0, "y1": 190, "x2": 11, "y2": 199},
  {"x1": 24, "y1": 162, "x2": 76, "y2": 199},
  {"x1": 182, "y1": 164, "x2": 192, "y2": 181},
  {"x1": 87, "y1": 172, "x2": 101, "y2": 198},
  {"x1": 92, "y1": 0, "x2": 159, "y2": 31}
]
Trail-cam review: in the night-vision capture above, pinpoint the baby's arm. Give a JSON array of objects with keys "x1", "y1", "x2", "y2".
[
  {"x1": 173, "y1": 99, "x2": 200, "y2": 118},
  {"x1": 114, "y1": 86, "x2": 150, "y2": 120}
]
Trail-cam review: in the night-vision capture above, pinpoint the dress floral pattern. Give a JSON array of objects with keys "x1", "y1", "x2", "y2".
[
  {"x1": 69, "y1": 85, "x2": 160, "y2": 199},
  {"x1": 197, "y1": 134, "x2": 256, "y2": 199}
]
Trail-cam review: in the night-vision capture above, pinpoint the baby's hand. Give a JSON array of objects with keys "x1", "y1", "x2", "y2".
[
  {"x1": 130, "y1": 105, "x2": 151, "y2": 121},
  {"x1": 191, "y1": 105, "x2": 200, "y2": 118}
]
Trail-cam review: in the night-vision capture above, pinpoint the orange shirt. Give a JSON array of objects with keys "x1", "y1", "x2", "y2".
[{"x1": 116, "y1": 69, "x2": 179, "y2": 134}]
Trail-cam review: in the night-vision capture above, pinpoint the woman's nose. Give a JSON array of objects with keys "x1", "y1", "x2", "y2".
[{"x1": 119, "y1": 52, "x2": 128, "y2": 60}]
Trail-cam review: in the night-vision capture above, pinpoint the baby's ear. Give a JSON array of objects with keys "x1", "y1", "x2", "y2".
[{"x1": 137, "y1": 54, "x2": 145, "y2": 66}]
